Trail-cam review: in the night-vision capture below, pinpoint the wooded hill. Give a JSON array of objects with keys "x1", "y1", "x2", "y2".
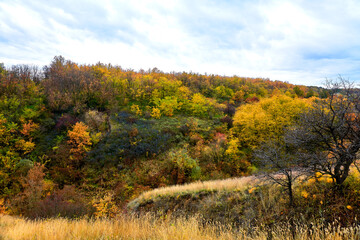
[{"x1": 0, "y1": 56, "x2": 327, "y2": 218}]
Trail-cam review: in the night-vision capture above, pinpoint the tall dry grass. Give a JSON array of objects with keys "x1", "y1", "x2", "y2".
[
  {"x1": 135, "y1": 175, "x2": 259, "y2": 201},
  {"x1": 1, "y1": 214, "x2": 359, "y2": 240}
]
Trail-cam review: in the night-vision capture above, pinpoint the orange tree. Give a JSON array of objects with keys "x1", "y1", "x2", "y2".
[{"x1": 50, "y1": 122, "x2": 92, "y2": 186}]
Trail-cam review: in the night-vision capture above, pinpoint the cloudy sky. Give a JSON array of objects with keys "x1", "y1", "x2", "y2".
[{"x1": 1, "y1": 0, "x2": 360, "y2": 86}]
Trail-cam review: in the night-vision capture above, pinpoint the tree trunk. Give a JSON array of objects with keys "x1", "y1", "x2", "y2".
[
  {"x1": 287, "y1": 175, "x2": 294, "y2": 207},
  {"x1": 334, "y1": 157, "x2": 353, "y2": 185}
]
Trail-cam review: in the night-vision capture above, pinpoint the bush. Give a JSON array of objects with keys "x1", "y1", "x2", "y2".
[
  {"x1": 84, "y1": 110, "x2": 107, "y2": 132},
  {"x1": 91, "y1": 192, "x2": 120, "y2": 218},
  {"x1": 11, "y1": 163, "x2": 45, "y2": 216},
  {"x1": 164, "y1": 148, "x2": 201, "y2": 184},
  {"x1": 55, "y1": 114, "x2": 79, "y2": 130},
  {"x1": 88, "y1": 114, "x2": 172, "y2": 164},
  {"x1": 220, "y1": 115, "x2": 233, "y2": 128},
  {"x1": 33, "y1": 185, "x2": 95, "y2": 218}
]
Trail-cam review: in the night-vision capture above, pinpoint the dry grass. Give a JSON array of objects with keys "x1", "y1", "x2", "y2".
[
  {"x1": 1, "y1": 214, "x2": 360, "y2": 240},
  {"x1": 135, "y1": 176, "x2": 259, "y2": 201}
]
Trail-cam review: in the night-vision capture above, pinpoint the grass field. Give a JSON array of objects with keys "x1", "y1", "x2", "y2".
[
  {"x1": 1, "y1": 214, "x2": 360, "y2": 240},
  {"x1": 3, "y1": 171, "x2": 360, "y2": 239}
]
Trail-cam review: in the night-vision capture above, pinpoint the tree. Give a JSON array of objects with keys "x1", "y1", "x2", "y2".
[
  {"x1": 67, "y1": 122, "x2": 92, "y2": 167},
  {"x1": 232, "y1": 95, "x2": 311, "y2": 151},
  {"x1": 293, "y1": 86, "x2": 304, "y2": 97},
  {"x1": 287, "y1": 78, "x2": 360, "y2": 186},
  {"x1": 254, "y1": 139, "x2": 307, "y2": 207}
]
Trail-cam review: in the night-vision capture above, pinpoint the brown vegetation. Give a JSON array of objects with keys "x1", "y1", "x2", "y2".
[{"x1": 1, "y1": 214, "x2": 360, "y2": 240}]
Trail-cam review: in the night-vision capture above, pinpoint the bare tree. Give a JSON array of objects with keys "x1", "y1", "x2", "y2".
[
  {"x1": 254, "y1": 139, "x2": 307, "y2": 207},
  {"x1": 287, "y1": 77, "x2": 360, "y2": 186}
]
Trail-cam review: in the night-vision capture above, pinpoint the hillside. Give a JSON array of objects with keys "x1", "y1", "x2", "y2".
[
  {"x1": 0, "y1": 56, "x2": 325, "y2": 218},
  {"x1": 1, "y1": 57, "x2": 360, "y2": 239},
  {"x1": 128, "y1": 167, "x2": 360, "y2": 228}
]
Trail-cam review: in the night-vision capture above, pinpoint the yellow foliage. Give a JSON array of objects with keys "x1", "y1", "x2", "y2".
[
  {"x1": 307, "y1": 178, "x2": 316, "y2": 184},
  {"x1": 178, "y1": 86, "x2": 191, "y2": 99},
  {"x1": 326, "y1": 178, "x2": 334, "y2": 183},
  {"x1": 301, "y1": 190, "x2": 309, "y2": 198},
  {"x1": 225, "y1": 138, "x2": 241, "y2": 157},
  {"x1": 155, "y1": 96, "x2": 182, "y2": 117},
  {"x1": 150, "y1": 107, "x2": 161, "y2": 119},
  {"x1": 0, "y1": 198, "x2": 5, "y2": 214},
  {"x1": 15, "y1": 139, "x2": 35, "y2": 154},
  {"x1": 92, "y1": 193, "x2": 119, "y2": 218},
  {"x1": 130, "y1": 104, "x2": 142, "y2": 116},
  {"x1": 189, "y1": 93, "x2": 211, "y2": 116},
  {"x1": 232, "y1": 95, "x2": 311, "y2": 149},
  {"x1": 90, "y1": 132, "x2": 102, "y2": 145},
  {"x1": 92, "y1": 66, "x2": 110, "y2": 78}
]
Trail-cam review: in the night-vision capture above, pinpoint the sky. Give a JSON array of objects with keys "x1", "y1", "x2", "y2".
[{"x1": 1, "y1": 0, "x2": 360, "y2": 86}]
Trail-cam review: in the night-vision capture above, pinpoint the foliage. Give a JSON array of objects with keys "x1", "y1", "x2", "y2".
[
  {"x1": 0, "y1": 57, "x2": 337, "y2": 222},
  {"x1": 91, "y1": 192, "x2": 120, "y2": 218},
  {"x1": 287, "y1": 78, "x2": 360, "y2": 185},
  {"x1": 153, "y1": 96, "x2": 182, "y2": 117},
  {"x1": 150, "y1": 107, "x2": 161, "y2": 119},
  {"x1": 88, "y1": 112, "x2": 172, "y2": 165},
  {"x1": 67, "y1": 122, "x2": 92, "y2": 164},
  {"x1": 10, "y1": 163, "x2": 46, "y2": 215},
  {"x1": 165, "y1": 148, "x2": 202, "y2": 184},
  {"x1": 232, "y1": 95, "x2": 311, "y2": 151},
  {"x1": 189, "y1": 93, "x2": 213, "y2": 117}
]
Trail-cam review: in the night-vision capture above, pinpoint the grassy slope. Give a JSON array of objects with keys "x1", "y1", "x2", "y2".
[
  {"x1": 127, "y1": 175, "x2": 285, "y2": 225},
  {"x1": 2, "y1": 172, "x2": 360, "y2": 239},
  {"x1": 128, "y1": 169, "x2": 360, "y2": 227}
]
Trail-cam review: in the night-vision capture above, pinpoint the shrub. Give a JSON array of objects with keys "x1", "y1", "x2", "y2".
[
  {"x1": 92, "y1": 192, "x2": 120, "y2": 218},
  {"x1": 67, "y1": 122, "x2": 92, "y2": 164},
  {"x1": 220, "y1": 115, "x2": 233, "y2": 128},
  {"x1": 165, "y1": 148, "x2": 201, "y2": 184},
  {"x1": 150, "y1": 107, "x2": 161, "y2": 119},
  {"x1": 55, "y1": 114, "x2": 79, "y2": 130},
  {"x1": 130, "y1": 105, "x2": 142, "y2": 116},
  {"x1": 84, "y1": 110, "x2": 107, "y2": 132},
  {"x1": 11, "y1": 163, "x2": 45, "y2": 216},
  {"x1": 88, "y1": 116, "x2": 172, "y2": 164},
  {"x1": 33, "y1": 185, "x2": 94, "y2": 218}
]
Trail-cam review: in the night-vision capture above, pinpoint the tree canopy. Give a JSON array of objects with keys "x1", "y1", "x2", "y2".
[
  {"x1": 287, "y1": 79, "x2": 360, "y2": 185},
  {"x1": 232, "y1": 95, "x2": 312, "y2": 151}
]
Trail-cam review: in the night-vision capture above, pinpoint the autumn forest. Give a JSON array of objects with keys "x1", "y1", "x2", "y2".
[{"x1": 2, "y1": 56, "x2": 360, "y2": 239}]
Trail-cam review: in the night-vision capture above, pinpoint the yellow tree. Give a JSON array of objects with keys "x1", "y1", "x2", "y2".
[{"x1": 231, "y1": 95, "x2": 312, "y2": 151}]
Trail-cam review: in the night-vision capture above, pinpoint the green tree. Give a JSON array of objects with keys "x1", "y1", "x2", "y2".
[{"x1": 293, "y1": 86, "x2": 304, "y2": 97}]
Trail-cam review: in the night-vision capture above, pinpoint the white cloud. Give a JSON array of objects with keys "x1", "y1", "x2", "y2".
[{"x1": 1, "y1": 0, "x2": 360, "y2": 86}]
